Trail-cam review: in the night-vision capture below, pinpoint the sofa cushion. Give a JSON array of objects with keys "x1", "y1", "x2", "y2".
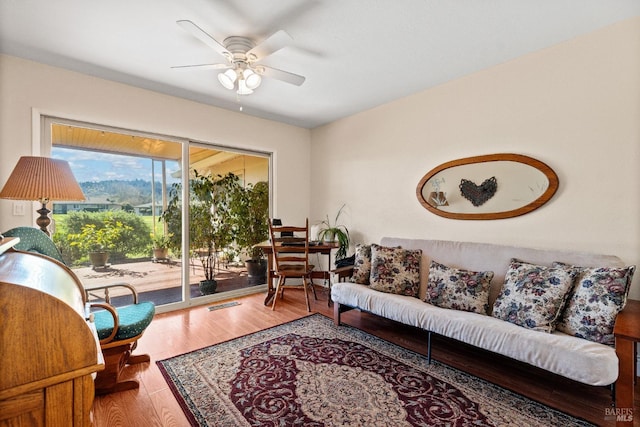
[
  {"x1": 369, "y1": 244, "x2": 422, "y2": 297},
  {"x1": 554, "y1": 263, "x2": 635, "y2": 346},
  {"x1": 331, "y1": 281, "x2": 618, "y2": 386},
  {"x1": 350, "y1": 244, "x2": 372, "y2": 285},
  {"x1": 492, "y1": 259, "x2": 577, "y2": 333},
  {"x1": 425, "y1": 260, "x2": 494, "y2": 314}
]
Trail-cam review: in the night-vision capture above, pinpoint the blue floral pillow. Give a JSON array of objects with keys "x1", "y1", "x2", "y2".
[
  {"x1": 492, "y1": 259, "x2": 577, "y2": 333},
  {"x1": 425, "y1": 260, "x2": 494, "y2": 314},
  {"x1": 554, "y1": 263, "x2": 635, "y2": 346}
]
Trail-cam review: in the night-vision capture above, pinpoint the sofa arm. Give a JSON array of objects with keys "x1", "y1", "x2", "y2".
[
  {"x1": 614, "y1": 299, "x2": 640, "y2": 340},
  {"x1": 613, "y1": 299, "x2": 640, "y2": 420},
  {"x1": 331, "y1": 265, "x2": 354, "y2": 282}
]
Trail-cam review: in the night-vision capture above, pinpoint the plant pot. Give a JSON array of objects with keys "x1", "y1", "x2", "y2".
[
  {"x1": 153, "y1": 247, "x2": 169, "y2": 259},
  {"x1": 199, "y1": 279, "x2": 217, "y2": 295},
  {"x1": 322, "y1": 230, "x2": 337, "y2": 242},
  {"x1": 89, "y1": 251, "x2": 109, "y2": 269},
  {"x1": 246, "y1": 259, "x2": 267, "y2": 285}
]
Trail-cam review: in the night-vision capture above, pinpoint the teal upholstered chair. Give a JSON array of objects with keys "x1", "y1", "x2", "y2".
[{"x1": 1, "y1": 226, "x2": 155, "y2": 394}]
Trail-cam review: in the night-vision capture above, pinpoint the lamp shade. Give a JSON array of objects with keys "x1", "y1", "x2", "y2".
[
  {"x1": 218, "y1": 69, "x2": 237, "y2": 90},
  {"x1": 243, "y1": 69, "x2": 262, "y2": 90},
  {"x1": 0, "y1": 156, "x2": 85, "y2": 203}
]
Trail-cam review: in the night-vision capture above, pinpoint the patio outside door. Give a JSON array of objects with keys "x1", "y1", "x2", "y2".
[{"x1": 44, "y1": 118, "x2": 270, "y2": 312}]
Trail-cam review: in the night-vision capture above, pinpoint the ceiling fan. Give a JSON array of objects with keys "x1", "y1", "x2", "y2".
[{"x1": 174, "y1": 20, "x2": 305, "y2": 95}]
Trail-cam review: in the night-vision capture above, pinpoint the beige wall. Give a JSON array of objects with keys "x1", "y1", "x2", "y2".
[
  {"x1": 311, "y1": 17, "x2": 640, "y2": 299},
  {"x1": 1, "y1": 17, "x2": 639, "y2": 299},
  {"x1": 0, "y1": 54, "x2": 312, "y2": 231}
]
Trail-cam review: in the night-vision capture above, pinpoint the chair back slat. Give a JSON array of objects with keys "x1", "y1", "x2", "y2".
[{"x1": 268, "y1": 219, "x2": 311, "y2": 275}]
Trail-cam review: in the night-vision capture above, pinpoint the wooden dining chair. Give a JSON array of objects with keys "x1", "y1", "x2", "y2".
[{"x1": 268, "y1": 218, "x2": 317, "y2": 311}]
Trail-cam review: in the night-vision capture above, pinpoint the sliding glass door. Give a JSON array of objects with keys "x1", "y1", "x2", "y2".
[{"x1": 42, "y1": 117, "x2": 270, "y2": 311}]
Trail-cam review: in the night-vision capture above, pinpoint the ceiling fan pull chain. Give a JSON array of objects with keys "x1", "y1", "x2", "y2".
[{"x1": 236, "y1": 93, "x2": 243, "y2": 112}]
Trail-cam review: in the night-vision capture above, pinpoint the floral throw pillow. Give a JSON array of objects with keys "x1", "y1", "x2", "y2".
[
  {"x1": 350, "y1": 244, "x2": 373, "y2": 285},
  {"x1": 369, "y1": 244, "x2": 422, "y2": 297},
  {"x1": 492, "y1": 259, "x2": 577, "y2": 333},
  {"x1": 425, "y1": 260, "x2": 494, "y2": 314},
  {"x1": 554, "y1": 263, "x2": 635, "y2": 346}
]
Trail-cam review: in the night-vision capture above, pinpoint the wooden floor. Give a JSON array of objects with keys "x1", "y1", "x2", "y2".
[{"x1": 92, "y1": 285, "x2": 639, "y2": 427}]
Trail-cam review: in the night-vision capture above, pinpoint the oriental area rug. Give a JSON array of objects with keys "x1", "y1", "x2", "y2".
[{"x1": 157, "y1": 314, "x2": 593, "y2": 427}]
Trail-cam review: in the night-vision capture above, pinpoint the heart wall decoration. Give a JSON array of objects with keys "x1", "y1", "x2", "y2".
[
  {"x1": 459, "y1": 177, "x2": 497, "y2": 207},
  {"x1": 416, "y1": 154, "x2": 559, "y2": 220}
]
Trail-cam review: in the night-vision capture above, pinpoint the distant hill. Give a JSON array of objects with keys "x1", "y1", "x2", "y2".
[{"x1": 80, "y1": 179, "x2": 167, "y2": 206}]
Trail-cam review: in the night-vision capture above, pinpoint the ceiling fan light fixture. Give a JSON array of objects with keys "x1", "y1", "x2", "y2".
[
  {"x1": 218, "y1": 69, "x2": 237, "y2": 90},
  {"x1": 243, "y1": 69, "x2": 262, "y2": 90},
  {"x1": 176, "y1": 21, "x2": 306, "y2": 98},
  {"x1": 237, "y1": 79, "x2": 254, "y2": 95}
]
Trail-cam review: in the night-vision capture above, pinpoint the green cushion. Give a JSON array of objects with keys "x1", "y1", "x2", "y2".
[{"x1": 94, "y1": 302, "x2": 155, "y2": 341}]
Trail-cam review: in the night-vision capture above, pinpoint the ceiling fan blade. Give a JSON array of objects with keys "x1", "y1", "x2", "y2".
[
  {"x1": 259, "y1": 66, "x2": 305, "y2": 86},
  {"x1": 247, "y1": 30, "x2": 292, "y2": 60},
  {"x1": 171, "y1": 63, "x2": 231, "y2": 70},
  {"x1": 177, "y1": 20, "x2": 230, "y2": 59}
]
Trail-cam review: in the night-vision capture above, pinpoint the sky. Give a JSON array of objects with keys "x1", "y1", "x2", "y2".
[{"x1": 53, "y1": 147, "x2": 180, "y2": 183}]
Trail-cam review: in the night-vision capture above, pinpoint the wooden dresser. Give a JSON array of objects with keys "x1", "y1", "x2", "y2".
[{"x1": 0, "y1": 237, "x2": 103, "y2": 426}]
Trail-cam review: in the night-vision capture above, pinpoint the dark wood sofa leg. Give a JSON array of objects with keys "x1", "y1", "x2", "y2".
[
  {"x1": 610, "y1": 383, "x2": 616, "y2": 405},
  {"x1": 334, "y1": 302, "x2": 342, "y2": 325},
  {"x1": 333, "y1": 302, "x2": 357, "y2": 326}
]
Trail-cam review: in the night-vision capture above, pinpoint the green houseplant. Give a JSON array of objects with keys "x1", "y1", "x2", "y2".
[
  {"x1": 68, "y1": 217, "x2": 132, "y2": 268},
  {"x1": 318, "y1": 204, "x2": 350, "y2": 261},
  {"x1": 161, "y1": 170, "x2": 236, "y2": 294},
  {"x1": 229, "y1": 179, "x2": 269, "y2": 281},
  {"x1": 151, "y1": 233, "x2": 171, "y2": 260}
]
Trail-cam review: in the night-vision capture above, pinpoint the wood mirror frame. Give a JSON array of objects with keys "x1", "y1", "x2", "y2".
[{"x1": 416, "y1": 153, "x2": 559, "y2": 220}]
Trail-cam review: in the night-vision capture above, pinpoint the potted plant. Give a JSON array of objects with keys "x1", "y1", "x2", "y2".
[
  {"x1": 161, "y1": 170, "x2": 236, "y2": 295},
  {"x1": 229, "y1": 179, "x2": 270, "y2": 282},
  {"x1": 151, "y1": 233, "x2": 171, "y2": 260},
  {"x1": 318, "y1": 204, "x2": 350, "y2": 261},
  {"x1": 68, "y1": 218, "x2": 132, "y2": 269}
]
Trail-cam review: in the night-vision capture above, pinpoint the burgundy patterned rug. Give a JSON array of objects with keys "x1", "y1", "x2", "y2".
[{"x1": 157, "y1": 314, "x2": 593, "y2": 427}]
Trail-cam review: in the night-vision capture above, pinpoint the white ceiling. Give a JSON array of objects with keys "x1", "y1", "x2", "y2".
[{"x1": 1, "y1": 1, "x2": 639, "y2": 129}]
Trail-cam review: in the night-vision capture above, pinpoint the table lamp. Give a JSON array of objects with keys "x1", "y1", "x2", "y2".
[{"x1": 0, "y1": 156, "x2": 85, "y2": 235}]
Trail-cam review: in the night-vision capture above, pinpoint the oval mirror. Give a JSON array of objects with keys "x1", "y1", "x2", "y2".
[{"x1": 416, "y1": 153, "x2": 558, "y2": 220}]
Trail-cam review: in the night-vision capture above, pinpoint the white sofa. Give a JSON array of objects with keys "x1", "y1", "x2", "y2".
[{"x1": 331, "y1": 237, "x2": 629, "y2": 387}]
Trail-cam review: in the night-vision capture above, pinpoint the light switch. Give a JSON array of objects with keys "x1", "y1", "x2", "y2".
[{"x1": 12, "y1": 202, "x2": 26, "y2": 216}]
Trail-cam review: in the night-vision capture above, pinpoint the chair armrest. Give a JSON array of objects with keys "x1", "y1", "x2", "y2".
[
  {"x1": 331, "y1": 265, "x2": 354, "y2": 282},
  {"x1": 85, "y1": 282, "x2": 139, "y2": 305},
  {"x1": 89, "y1": 302, "x2": 120, "y2": 345}
]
